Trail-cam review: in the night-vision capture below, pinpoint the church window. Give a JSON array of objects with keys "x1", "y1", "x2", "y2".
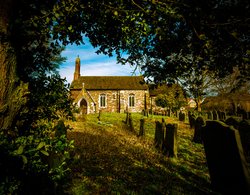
[
  {"x1": 100, "y1": 94, "x2": 106, "y2": 108},
  {"x1": 129, "y1": 94, "x2": 135, "y2": 107}
]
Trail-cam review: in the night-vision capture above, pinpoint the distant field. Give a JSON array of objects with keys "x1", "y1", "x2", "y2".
[{"x1": 66, "y1": 112, "x2": 219, "y2": 195}]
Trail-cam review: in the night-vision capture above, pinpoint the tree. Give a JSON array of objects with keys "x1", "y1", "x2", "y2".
[
  {"x1": 155, "y1": 84, "x2": 187, "y2": 112},
  {"x1": 0, "y1": 1, "x2": 75, "y2": 193},
  {"x1": 1, "y1": 0, "x2": 249, "y2": 131},
  {"x1": 210, "y1": 67, "x2": 250, "y2": 95},
  {"x1": 178, "y1": 68, "x2": 216, "y2": 112},
  {"x1": 0, "y1": 0, "x2": 249, "y2": 193}
]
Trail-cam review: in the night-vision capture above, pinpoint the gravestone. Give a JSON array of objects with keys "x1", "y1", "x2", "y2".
[
  {"x1": 163, "y1": 123, "x2": 178, "y2": 158},
  {"x1": 201, "y1": 120, "x2": 250, "y2": 194},
  {"x1": 220, "y1": 111, "x2": 226, "y2": 121},
  {"x1": 193, "y1": 116, "x2": 205, "y2": 143},
  {"x1": 212, "y1": 110, "x2": 218, "y2": 120},
  {"x1": 139, "y1": 118, "x2": 145, "y2": 137},
  {"x1": 154, "y1": 119, "x2": 165, "y2": 150},
  {"x1": 225, "y1": 116, "x2": 241, "y2": 130},
  {"x1": 179, "y1": 111, "x2": 185, "y2": 122},
  {"x1": 238, "y1": 120, "x2": 250, "y2": 163},
  {"x1": 189, "y1": 114, "x2": 196, "y2": 129},
  {"x1": 242, "y1": 110, "x2": 248, "y2": 120},
  {"x1": 97, "y1": 110, "x2": 102, "y2": 121},
  {"x1": 125, "y1": 112, "x2": 129, "y2": 125},
  {"x1": 128, "y1": 113, "x2": 135, "y2": 132},
  {"x1": 207, "y1": 111, "x2": 213, "y2": 120}
]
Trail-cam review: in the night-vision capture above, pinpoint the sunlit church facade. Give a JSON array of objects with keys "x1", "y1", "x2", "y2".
[{"x1": 70, "y1": 57, "x2": 150, "y2": 114}]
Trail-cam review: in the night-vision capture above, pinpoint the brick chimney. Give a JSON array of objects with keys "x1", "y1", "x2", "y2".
[{"x1": 73, "y1": 55, "x2": 81, "y2": 81}]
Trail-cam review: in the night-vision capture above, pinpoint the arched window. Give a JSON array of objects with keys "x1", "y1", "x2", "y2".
[
  {"x1": 129, "y1": 94, "x2": 135, "y2": 107},
  {"x1": 99, "y1": 94, "x2": 106, "y2": 108}
]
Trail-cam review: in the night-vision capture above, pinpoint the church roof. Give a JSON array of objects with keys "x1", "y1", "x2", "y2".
[{"x1": 70, "y1": 76, "x2": 148, "y2": 90}]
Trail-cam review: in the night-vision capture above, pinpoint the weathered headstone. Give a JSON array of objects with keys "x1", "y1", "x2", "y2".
[
  {"x1": 201, "y1": 120, "x2": 250, "y2": 194},
  {"x1": 163, "y1": 123, "x2": 178, "y2": 158},
  {"x1": 97, "y1": 110, "x2": 102, "y2": 121},
  {"x1": 193, "y1": 116, "x2": 205, "y2": 143},
  {"x1": 207, "y1": 111, "x2": 213, "y2": 120},
  {"x1": 212, "y1": 110, "x2": 218, "y2": 120},
  {"x1": 225, "y1": 116, "x2": 241, "y2": 130},
  {"x1": 138, "y1": 118, "x2": 145, "y2": 137},
  {"x1": 179, "y1": 111, "x2": 185, "y2": 122},
  {"x1": 125, "y1": 112, "x2": 129, "y2": 125},
  {"x1": 238, "y1": 120, "x2": 250, "y2": 163},
  {"x1": 217, "y1": 110, "x2": 221, "y2": 120},
  {"x1": 220, "y1": 111, "x2": 226, "y2": 121},
  {"x1": 128, "y1": 113, "x2": 135, "y2": 132},
  {"x1": 189, "y1": 114, "x2": 196, "y2": 129},
  {"x1": 154, "y1": 120, "x2": 165, "y2": 150},
  {"x1": 242, "y1": 110, "x2": 248, "y2": 120}
]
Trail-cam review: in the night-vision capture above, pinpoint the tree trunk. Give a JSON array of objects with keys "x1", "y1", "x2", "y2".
[
  {"x1": 195, "y1": 98, "x2": 202, "y2": 112},
  {"x1": 0, "y1": 0, "x2": 28, "y2": 132}
]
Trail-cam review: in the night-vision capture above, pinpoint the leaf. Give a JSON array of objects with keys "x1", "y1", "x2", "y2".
[
  {"x1": 199, "y1": 34, "x2": 206, "y2": 40},
  {"x1": 114, "y1": 11, "x2": 118, "y2": 16},
  {"x1": 21, "y1": 155, "x2": 28, "y2": 164},
  {"x1": 17, "y1": 145, "x2": 24, "y2": 155},
  {"x1": 41, "y1": 150, "x2": 49, "y2": 156},
  {"x1": 37, "y1": 142, "x2": 45, "y2": 150},
  {"x1": 68, "y1": 26, "x2": 73, "y2": 31},
  {"x1": 46, "y1": 17, "x2": 50, "y2": 24}
]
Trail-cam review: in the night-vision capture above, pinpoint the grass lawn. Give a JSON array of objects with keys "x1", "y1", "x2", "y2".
[{"x1": 65, "y1": 112, "x2": 219, "y2": 195}]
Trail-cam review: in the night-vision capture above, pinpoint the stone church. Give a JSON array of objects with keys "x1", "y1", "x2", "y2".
[{"x1": 70, "y1": 57, "x2": 149, "y2": 114}]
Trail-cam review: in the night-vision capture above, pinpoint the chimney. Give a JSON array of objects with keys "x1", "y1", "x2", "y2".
[{"x1": 73, "y1": 55, "x2": 81, "y2": 80}]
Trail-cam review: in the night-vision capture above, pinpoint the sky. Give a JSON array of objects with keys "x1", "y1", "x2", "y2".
[{"x1": 59, "y1": 39, "x2": 141, "y2": 84}]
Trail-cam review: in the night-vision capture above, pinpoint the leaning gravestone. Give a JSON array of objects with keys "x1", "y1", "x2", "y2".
[
  {"x1": 154, "y1": 120, "x2": 165, "y2": 150},
  {"x1": 193, "y1": 116, "x2": 205, "y2": 143},
  {"x1": 163, "y1": 123, "x2": 178, "y2": 158},
  {"x1": 201, "y1": 120, "x2": 250, "y2": 195}
]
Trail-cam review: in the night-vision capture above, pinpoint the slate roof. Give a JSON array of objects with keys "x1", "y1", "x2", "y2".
[{"x1": 70, "y1": 76, "x2": 148, "y2": 90}]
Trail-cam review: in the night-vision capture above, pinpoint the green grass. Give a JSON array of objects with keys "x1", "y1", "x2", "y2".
[{"x1": 65, "y1": 112, "x2": 219, "y2": 195}]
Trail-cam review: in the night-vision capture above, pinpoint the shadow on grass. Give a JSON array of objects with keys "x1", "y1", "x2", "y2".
[{"x1": 67, "y1": 127, "x2": 219, "y2": 195}]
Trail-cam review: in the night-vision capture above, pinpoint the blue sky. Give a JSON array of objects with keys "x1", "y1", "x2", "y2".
[{"x1": 59, "y1": 39, "x2": 141, "y2": 84}]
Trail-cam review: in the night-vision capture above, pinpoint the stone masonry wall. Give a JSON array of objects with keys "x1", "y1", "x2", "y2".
[{"x1": 87, "y1": 89, "x2": 149, "y2": 113}]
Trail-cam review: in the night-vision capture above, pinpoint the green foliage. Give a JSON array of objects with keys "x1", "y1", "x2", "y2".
[
  {"x1": 2, "y1": 0, "x2": 249, "y2": 194},
  {"x1": 0, "y1": 120, "x2": 74, "y2": 194},
  {"x1": 1, "y1": 2, "x2": 75, "y2": 192},
  {"x1": 155, "y1": 84, "x2": 187, "y2": 111}
]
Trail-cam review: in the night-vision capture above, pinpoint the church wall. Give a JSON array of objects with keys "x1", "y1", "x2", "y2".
[
  {"x1": 86, "y1": 89, "x2": 149, "y2": 113},
  {"x1": 70, "y1": 89, "x2": 81, "y2": 100}
]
